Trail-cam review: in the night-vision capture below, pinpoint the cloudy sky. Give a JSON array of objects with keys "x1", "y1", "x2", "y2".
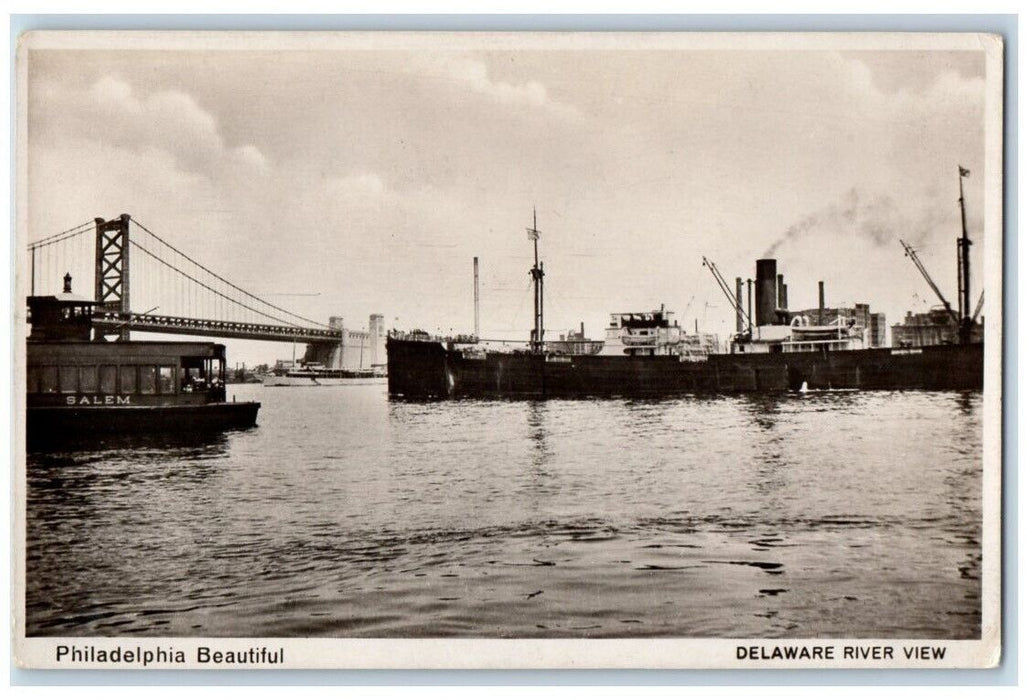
[{"x1": 24, "y1": 34, "x2": 993, "y2": 364}]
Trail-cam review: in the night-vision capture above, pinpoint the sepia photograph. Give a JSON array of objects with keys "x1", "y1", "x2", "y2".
[{"x1": 12, "y1": 30, "x2": 1003, "y2": 669}]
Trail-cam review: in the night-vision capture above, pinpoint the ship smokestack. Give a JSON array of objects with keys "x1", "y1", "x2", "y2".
[
  {"x1": 747, "y1": 279, "x2": 753, "y2": 334},
  {"x1": 818, "y1": 281, "x2": 825, "y2": 326},
  {"x1": 473, "y1": 256, "x2": 480, "y2": 338},
  {"x1": 782, "y1": 283, "x2": 788, "y2": 311},
  {"x1": 776, "y1": 273, "x2": 785, "y2": 309},
  {"x1": 735, "y1": 277, "x2": 744, "y2": 333},
  {"x1": 755, "y1": 259, "x2": 777, "y2": 326}
]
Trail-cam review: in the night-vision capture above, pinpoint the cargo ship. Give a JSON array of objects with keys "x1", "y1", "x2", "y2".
[
  {"x1": 387, "y1": 203, "x2": 984, "y2": 399},
  {"x1": 26, "y1": 274, "x2": 260, "y2": 445}
]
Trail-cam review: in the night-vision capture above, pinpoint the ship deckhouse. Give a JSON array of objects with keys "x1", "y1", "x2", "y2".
[
  {"x1": 729, "y1": 258, "x2": 867, "y2": 354},
  {"x1": 599, "y1": 305, "x2": 718, "y2": 359},
  {"x1": 734, "y1": 314, "x2": 867, "y2": 354},
  {"x1": 602, "y1": 306, "x2": 680, "y2": 356}
]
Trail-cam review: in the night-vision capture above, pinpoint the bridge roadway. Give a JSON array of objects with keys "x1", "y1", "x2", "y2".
[{"x1": 92, "y1": 311, "x2": 341, "y2": 344}]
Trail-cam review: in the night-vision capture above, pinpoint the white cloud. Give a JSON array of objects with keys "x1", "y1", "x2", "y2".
[
  {"x1": 36, "y1": 76, "x2": 269, "y2": 177},
  {"x1": 411, "y1": 55, "x2": 581, "y2": 121},
  {"x1": 230, "y1": 145, "x2": 270, "y2": 173},
  {"x1": 325, "y1": 173, "x2": 386, "y2": 198}
]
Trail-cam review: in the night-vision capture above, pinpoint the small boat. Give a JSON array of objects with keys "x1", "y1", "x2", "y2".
[{"x1": 262, "y1": 362, "x2": 386, "y2": 386}]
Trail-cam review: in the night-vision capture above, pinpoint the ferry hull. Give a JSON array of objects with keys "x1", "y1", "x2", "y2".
[
  {"x1": 387, "y1": 337, "x2": 983, "y2": 398},
  {"x1": 27, "y1": 401, "x2": 261, "y2": 443}
]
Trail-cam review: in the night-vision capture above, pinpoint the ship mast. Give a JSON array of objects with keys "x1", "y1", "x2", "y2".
[
  {"x1": 957, "y1": 165, "x2": 973, "y2": 344},
  {"x1": 527, "y1": 208, "x2": 545, "y2": 353}
]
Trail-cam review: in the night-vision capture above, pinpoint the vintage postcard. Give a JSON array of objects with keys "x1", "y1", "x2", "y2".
[{"x1": 12, "y1": 30, "x2": 1003, "y2": 669}]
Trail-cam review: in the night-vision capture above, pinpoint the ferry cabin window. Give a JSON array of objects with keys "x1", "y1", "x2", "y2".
[
  {"x1": 99, "y1": 365, "x2": 117, "y2": 393},
  {"x1": 140, "y1": 366, "x2": 157, "y2": 394},
  {"x1": 39, "y1": 366, "x2": 58, "y2": 393},
  {"x1": 181, "y1": 366, "x2": 206, "y2": 392},
  {"x1": 79, "y1": 366, "x2": 98, "y2": 393},
  {"x1": 59, "y1": 366, "x2": 78, "y2": 393},
  {"x1": 180, "y1": 358, "x2": 207, "y2": 391},
  {"x1": 27, "y1": 366, "x2": 40, "y2": 393},
  {"x1": 158, "y1": 366, "x2": 176, "y2": 394},
  {"x1": 120, "y1": 366, "x2": 137, "y2": 393}
]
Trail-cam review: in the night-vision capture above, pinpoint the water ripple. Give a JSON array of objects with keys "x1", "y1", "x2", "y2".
[{"x1": 26, "y1": 386, "x2": 982, "y2": 638}]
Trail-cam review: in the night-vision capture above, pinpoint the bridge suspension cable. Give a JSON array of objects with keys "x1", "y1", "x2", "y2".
[
  {"x1": 131, "y1": 219, "x2": 331, "y2": 329},
  {"x1": 26, "y1": 220, "x2": 95, "y2": 296},
  {"x1": 26, "y1": 220, "x2": 94, "y2": 250},
  {"x1": 128, "y1": 240, "x2": 319, "y2": 328}
]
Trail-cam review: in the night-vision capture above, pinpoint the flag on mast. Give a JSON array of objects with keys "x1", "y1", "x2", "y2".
[
  {"x1": 959, "y1": 166, "x2": 971, "y2": 177},
  {"x1": 527, "y1": 206, "x2": 541, "y2": 240}
]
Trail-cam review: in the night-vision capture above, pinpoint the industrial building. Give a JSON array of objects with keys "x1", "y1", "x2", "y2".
[
  {"x1": 892, "y1": 309, "x2": 984, "y2": 347},
  {"x1": 281, "y1": 314, "x2": 386, "y2": 373}
]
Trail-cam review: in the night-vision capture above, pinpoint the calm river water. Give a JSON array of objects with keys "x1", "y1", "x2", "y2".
[{"x1": 26, "y1": 386, "x2": 982, "y2": 638}]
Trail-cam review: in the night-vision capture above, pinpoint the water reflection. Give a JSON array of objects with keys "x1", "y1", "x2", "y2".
[
  {"x1": 953, "y1": 390, "x2": 978, "y2": 417},
  {"x1": 735, "y1": 395, "x2": 791, "y2": 504},
  {"x1": 525, "y1": 400, "x2": 553, "y2": 471},
  {"x1": 739, "y1": 393, "x2": 785, "y2": 432},
  {"x1": 28, "y1": 432, "x2": 231, "y2": 518},
  {"x1": 28, "y1": 429, "x2": 234, "y2": 456}
]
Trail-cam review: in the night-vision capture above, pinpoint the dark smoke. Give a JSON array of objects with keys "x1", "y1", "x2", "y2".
[{"x1": 762, "y1": 187, "x2": 953, "y2": 258}]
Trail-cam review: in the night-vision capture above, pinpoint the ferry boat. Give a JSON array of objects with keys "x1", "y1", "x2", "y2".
[{"x1": 26, "y1": 275, "x2": 260, "y2": 444}]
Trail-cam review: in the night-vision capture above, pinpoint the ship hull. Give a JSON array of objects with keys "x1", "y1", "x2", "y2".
[
  {"x1": 387, "y1": 337, "x2": 983, "y2": 398},
  {"x1": 27, "y1": 401, "x2": 261, "y2": 444}
]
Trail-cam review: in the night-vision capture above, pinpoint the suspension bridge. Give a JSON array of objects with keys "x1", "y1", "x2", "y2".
[{"x1": 27, "y1": 214, "x2": 343, "y2": 346}]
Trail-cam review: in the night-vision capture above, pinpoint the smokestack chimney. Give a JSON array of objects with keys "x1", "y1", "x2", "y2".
[
  {"x1": 580, "y1": 321, "x2": 584, "y2": 337},
  {"x1": 776, "y1": 273, "x2": 785, "y2": 309},
  {"x1": 473, "y1": 257, "x2": 480, "y2": 338},
  {"x1": 63, "y1": 272, "x2": 72, "y2": 294},
  {"x1": 755, "y1": 259, "x2": 777, "y2": 326},
  {"x1": 782, "y1": 283, "x2": 788, "y2": 312},
  {"x1": 735, "y1": 277, "x2": 744, "y2": 333},
  {"x1": 818, "y1": 281, "x2": 825, "y2": 326},
  {"x1": 747, "y1": 279, "x2": 753, "y2": 334}
]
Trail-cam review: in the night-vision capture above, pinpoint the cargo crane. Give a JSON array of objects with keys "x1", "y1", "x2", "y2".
[
  {"x1": 701, "y1": 256, "x2": 751, "y2": 334},
  {"x1": 972, "y1": 289, "x2": 985, "y2": 323},
  {"x1": 899, "y1": 239, "x2": 960, "y2": 326},
  {"x1": 956, "y1": 165, "x2": 973, "y2": 343},
  {"x1": 899, "y1": 166, "x2": 979, "y2": 344}
]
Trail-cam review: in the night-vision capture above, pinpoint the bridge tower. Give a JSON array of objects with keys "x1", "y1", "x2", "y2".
[{"x1": 94, "y1": 214, "x2": 131, "y2": 341}]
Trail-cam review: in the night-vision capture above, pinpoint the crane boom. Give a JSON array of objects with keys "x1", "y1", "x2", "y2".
[
  {"x1": 701, "y1": 256, "x2": 750, "y2": 331},
  {"x1": 900, "y1": 240, "x2": 959, "y2": 325},
  {"x1": 972, "y1": 289, "x2": 984, "y2": 322}
]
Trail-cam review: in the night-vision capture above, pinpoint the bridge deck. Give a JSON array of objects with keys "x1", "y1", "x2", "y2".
[{"x1": 92, "y1": 312, "x2": 341, "y2": 343}]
